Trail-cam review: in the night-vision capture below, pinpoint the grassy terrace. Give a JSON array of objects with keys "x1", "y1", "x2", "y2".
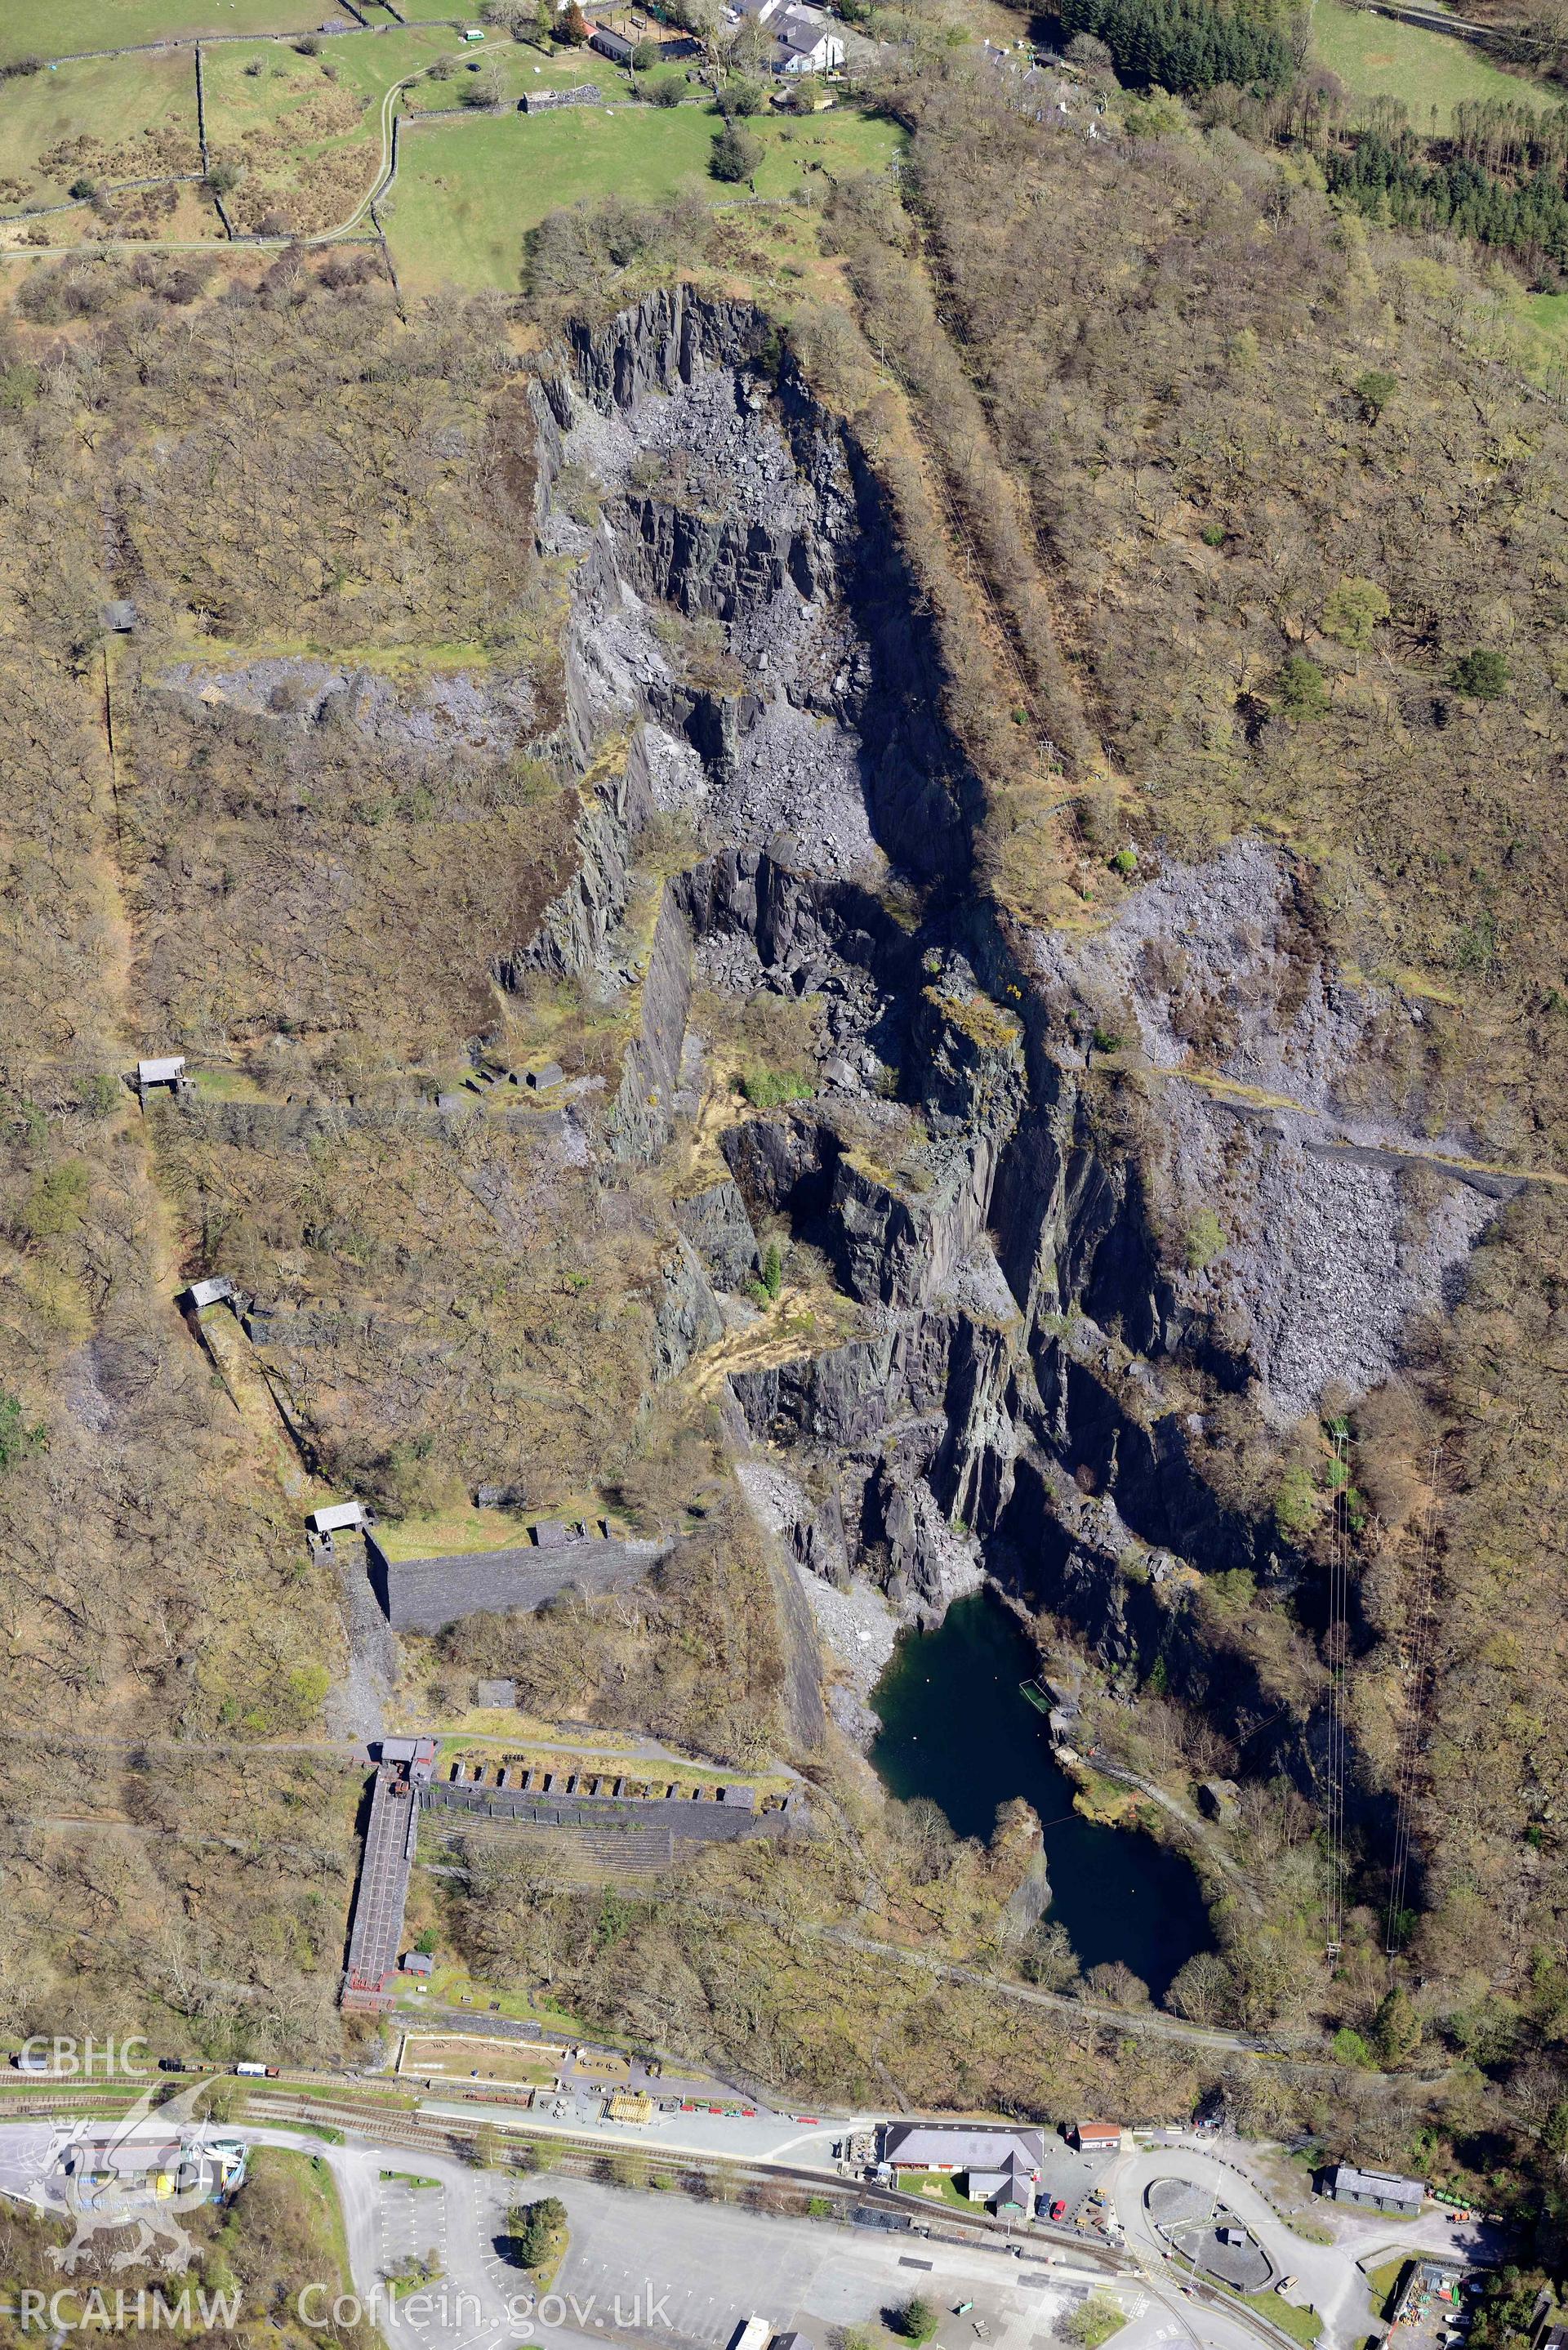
[
  {"x1": 376, "y1": 1498, "x2": 549, "y2": 1561},
  {"x1": 388, "y1": 1958, "x2": 597, "y2": 2031},
  {"x1": 385, "y1": 102, "x2": 905, "y2": 290}
]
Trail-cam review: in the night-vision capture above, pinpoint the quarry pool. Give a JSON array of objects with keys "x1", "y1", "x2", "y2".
[{"x1": 869, "y1": 1590, "x2": 1214, "y2": 2002}]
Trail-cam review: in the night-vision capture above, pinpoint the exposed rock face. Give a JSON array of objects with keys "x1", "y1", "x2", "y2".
[
  {"x1": 1000, "y1": 1843, "x2": 1054, "y2": 1945},
  {"x1": 652, "y1": 1237, "x2": 724, "y2": 1383},
  {"x1": 539, "y1": 290, "x2": 967, "y2": 890},
  {"x1": 722, "y1": 1107, "x2": 840, "y2": 1220},
  {"x1": 675, "y1": 1179, "x2": 760, "y2": 1292},
  {"x1": 498, "y1": 731, "x2": 654, "y2": 987},
  {"x1": 734, "y1": 1457, "x2": 894, "y2": 1745},
  {"x1": 564, "y1": 285, "x2": 765, "y2": 412},
  {"x1": 153, "y1": 656, "x2": 536, "y2": 766},
  {"x1": 1022, "y1": 839, "x2": 1502, "y2": 1419},
  {"x1": 608, "y1": 885, "x2": 693, "y2": 1163},
  {"x1": 514, "y1": 290, "x2": 1503, "y2": 1812}
]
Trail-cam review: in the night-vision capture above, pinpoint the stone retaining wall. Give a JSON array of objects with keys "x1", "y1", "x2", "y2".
[{"x1": 376, "y1": 1536, "x2": 665, "y2": 1631}]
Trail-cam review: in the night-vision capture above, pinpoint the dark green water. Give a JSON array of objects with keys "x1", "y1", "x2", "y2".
[{"x1": 869, "y1": 1590, "x2": 1213, "y2": 2001}]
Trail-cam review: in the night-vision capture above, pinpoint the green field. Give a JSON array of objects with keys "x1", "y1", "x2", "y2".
[
  {"x1": 751, "y1": 109, "x2": 901, "y2": 198},
  {"x1": 0, "y1": 47, "x2": 198, "y2": 210},
  {"x1": 401, "y1": 39, "x2": 635, "y2": 109},
  {"x1": 385, "y1": 100, "x2": 904, "y2": 289},
  {"x1": 1515, "y1": 286, "x2": 1568, "y2": 367},
  {"x1": 203, "y1": 22, "x2": 464, "y2": 230},
  {"x1": 0, "y1": 0, "x2": 332, "y2": 69},
  {"x1": 1310, "y1": 0, "x2": 1544, "y2": 127},
  {"x1": 203, "y1": 27, "x2": 669, "y2": 234},
  {"x1": 205, "y1": 19, "x2": 459, "y2": 127}
]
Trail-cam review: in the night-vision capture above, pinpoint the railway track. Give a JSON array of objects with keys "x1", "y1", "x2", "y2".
[
  {"x1": 243, "y1": 2094, "x2": 1124, "y2": 2269},
  {"x1": 250, "y1": 2095, "x2": 461, "y2": 2153}
]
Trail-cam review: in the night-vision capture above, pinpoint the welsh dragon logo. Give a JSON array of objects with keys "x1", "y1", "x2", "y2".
[{"x1": 21, "y1": 2080, "x2": 243, "y2": 2275}]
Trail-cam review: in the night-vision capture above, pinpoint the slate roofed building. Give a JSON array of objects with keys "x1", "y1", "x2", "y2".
[
  {"x1": 1325, "y1": 2164, "x2": 1425, "y2": 2215},
  {"x1": 728, "y1": 0, "x2": 844, "y2": 69},
  {"x1": 767, "y1": 2, "x2": 844, "y2": 70},
  {"x1": 968, "y1": 2151, "x2": 1035, "y2": 2213},
  {"x1": 883, "y1": 2121, "x2": 1046, "y2": 2181}
]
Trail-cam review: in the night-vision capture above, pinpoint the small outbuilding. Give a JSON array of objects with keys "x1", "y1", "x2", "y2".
[
  {"x1": 525, "y1": 1062, "x2": 565, "y2": 1092},
  {"x1": 138, "y1": 1055, "x2": 192, "y2": 1100},
  {"x1": 1071, "y1": 2121, "x2": 1124, "y2": 2152},
  {"x1": 400, "y1": 1950, "x2": 435, "y2": 1977},
  {"x1": 1198, "y1": 1778, "x2": 1241, "y2": 1821},
  {"x1": 309, "y1": 1499, "x2": 368, "y2": 1536},
  {"x1": 307, "y1": 1500, "x2": 370, "y2": 1552},
  {"x1": 377, "y1": 1737, "x2": 438, "y2": 1781},
  {"x1": 184, "y1": 1274, "x2": 237, "y2": 1311}
]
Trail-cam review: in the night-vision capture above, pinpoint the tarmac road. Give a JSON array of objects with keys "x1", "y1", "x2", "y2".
[
  {"x1": 1111, "y1": 2137, "x2": 1506, "y2": 2350},
  {"x1": 0, "y1": 2114, "x2": 1499, "y2": 2350}
]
